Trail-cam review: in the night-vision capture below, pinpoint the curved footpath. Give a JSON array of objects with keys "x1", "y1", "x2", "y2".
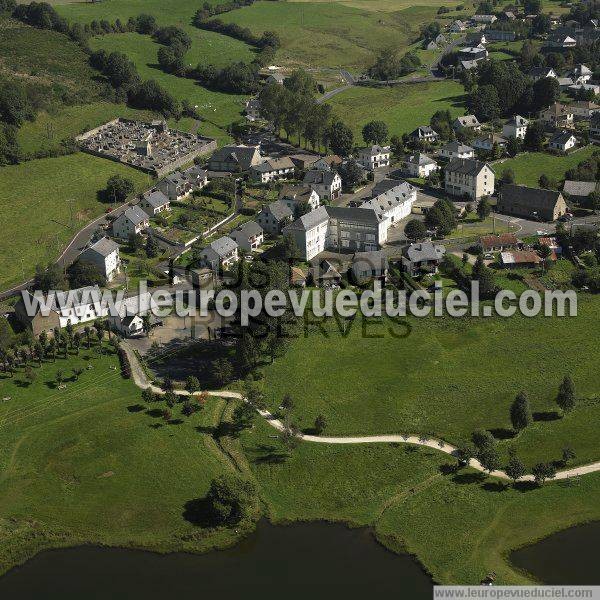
[{"x1": 122, "y1": 342, "x2": 600, "y2": 483}]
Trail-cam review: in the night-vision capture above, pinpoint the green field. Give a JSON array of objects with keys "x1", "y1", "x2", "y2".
[
  {"x1": 496, "y1": 146, "x2": 599, "y2": 187},
  {"x1": 216, "y1": 2, "x2": 438, "y2": 70},
  {"x1": 0, "y1": 153, "x2": 148, "y2": 291},
  {"x1": 326, "y1": 81, "x2": 466, "y2": 141},
  {"x1": 2, "y1": 343, "x2": 600, "y2": 586},
  {"x1": 258, "y1": 297, "x2": 600, "y2": 468}
]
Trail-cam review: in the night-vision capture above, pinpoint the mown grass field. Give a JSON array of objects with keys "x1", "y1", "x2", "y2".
[
  {"x1": 496, "y1": 146, "x2": 599, "y2": 187},
  {"x1": 0, "y1": 153, "x2": 148, "y2": 291},
  {"x1": 216, "y1": 2, "x2": 438, "y2": 70},
  {"x1": 326, "y1": 81, "x2": 466, "y2": 141},
  {"x1": 258, "y1": 296, "x2": 600, "y2": 468},
  {"x1": 0, "y1": 344, "x2": 245, "y2": 574}
]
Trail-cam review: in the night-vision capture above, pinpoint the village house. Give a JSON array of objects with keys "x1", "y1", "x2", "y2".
[
  {"x1": 472, "y1": 133, "x2": 507, "y2": 152},
  {"x1": 403, "y1": 152, "x2": 439, "y2": 178},
  {"x1": 549, "y1": 130, "x2": 577, "y2": 152},
  {"x1": 244, "y1": 97, "x2": 261, "y2": 120},
  {"x1": 569, "y1": 100, "x2": 600, "y2": 120},
  {"x1": 198, "y1": 236, "x2": 239, "y2": 270},
  {"x1": 546, "y1": 33, "x2": 577, "y2": 48},
  {"x1": 79, "y1": 237, "x2": 121, "y2": 282},
  {"x1": 484, "y1": 29, "x2": 516, "y2": 42},
  {"x1": 157, "y1": 166, "x2": 208, "y2": 201},
  {"x1": 255, "y1": 200, "x2": 294, "y2": 234},
  {"x1": 112, "y1": 206, "x2": 150, "y2": 240},
  {"x1": 540, "y1": 103, "x2": 574, "y2": 128},
  {"x1": 503, "y1": 115, "x2": 528, "y2": 139},
  {"x1": 465, "y1": 32, "x2": 487, "y2": 45},
  {"x1": 290, "y1": 266, "x2": 307, "y2": 287},
  {"x1": 15, "y1": 285, "x2": 110, "y2": 336},
  {"x1": 500, "y1": 250, "x2": 542, "y2": 269},
  {"x1": 249, "y1": 156, "x2": 295, "y2": 183},
  {"x1": 355, "y1": 145, "x2": 391, "y2": 170},
  {"x1": 351, "y1": 250, "x2": 388, "y2": 284},
  {"x1": 229, "y1": 221, "x2": 264, "y2": 253},
  {"x1": 282, "y1": 206, "x2": 330, "y2": 260},
  {"x1": 569, "y1": 64, "x2": 593, "y2": 84},
  {"x1": 471, "y1": 14, "x2": 497, "y2": 24},
  {"x1": 266, "y1": 72, "x2": 286, "y2": 85},
  {"x1": 108, "y1": 292, "x2": 160, "y2": 338},
  {"x1": 402, "y1": 241, "x2": 446, "y2": 276},
  {"x1": 359, "y1": 181, "x2": 416, "y2": 234},
  {"x1": 279, "y1": 185, "x2": 320, "y2": 213},
  {"x1": 538, "y1": 236, "x2": 562, "y2": 260},
  {"x1": 458, "y1": 46, "x2": 489, "y2": 62},
  {"x1": 138, "y1": 189, "x2": 171, "y2": 217},
  {"x1": 592, "y1": 112, "x2": 600, "y2": 144},
  {"x1": 207, "y1": 145, "x2": 262, "y2": 172},
  {"x1": 496, "y1": 184, "x2": 568, "y2": 221},
  {"x1": 439, "y1": 141, "x2": 475, "y2": 160},
  {"x1": 563, "y1": 180, "x2": 598, "y2": 202},
  {"x1": 313, "y1": 155, "x2": 342, "y2": 171},
  {"x1": 303, "y1": 169, "x2": 342, "y2": 200},
  {"x1": 568, "y1": 82, "x2": 600, "y2": 96},
  {"x1": 288, "y1": 153, "x2": 320, "y2": 172},
  {"x1": 311, "y1": 260, "x2": 343, "y2": 288},
  {"x1": 448, "y1": 20, "x2": 466, "y2": 32},
  {"x1": 529, "y1": 67, "x2": 557, "y2": 81},
  {"x1": 452, "y1": 115, "x2": 482, "y2": 132},
  {"x1": 444, "y1": 158, "x2": 495, "y2": 200},
  {"x1": 478, "y1": 233, "x2": 521, "y2": 252},
  {"x1": 408, "y1": 126, "x2": 439, "y2": 145},
  {"x1": 460, "y1": 60, "x2": 481, "y2": 71}
]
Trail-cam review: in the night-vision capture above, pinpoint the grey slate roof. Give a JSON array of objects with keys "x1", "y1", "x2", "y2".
[
  {"x1": 265, "y1": 200, "x2": 293, "y2": 221},
  {"x1": 550, "y1": 130, "x2": 576, "y2": 145},
  {"x1": 357, "y1": 145, "x2": 390, "y2": 156},
  {"x1": 303, "y1": 170, "x2": 338, "y2": 186},
  {"x1": 122, "y1": 205, "x2": 149, "y2": 226},
  {"x1": 143, "y1": 189, "x2": 170, "y2": 209},
  {"x1": 371, "y1": 179, "x2": 402, "y2": 196},
  {"x1": 279, "y1": 185, "x2": 316, "y2": 202},
  {"x1": 441, "y1": 141, "x2": 474, "y2": 154},
  {"x1": 406, "y1": 152, "x2": 437, "y2": 166},
  {"x1": 209, "y1": 145, "x2": 260, "y2": 170},
  {"x1": 51, "y1": 285, "x2": 102, "y2": 311},
  {"x1": 253, "y1": 156, "x2": 295, "y2": 172},
  {"x1": 454, "y1": 115, "x2": 481, "y2": 128},
  {"x1": 505, "y1": 115, "x2": 528, "y2": 127},
  {"x1": 500, "y1": 184, "x2": 563, "y2": 211},
  {"x1": 84, "y1": 237, "x2": 119, "y2": 258},
  {"x1": 404, "y1": 242, "x2": 445, "y2": 263},
  {"x1": 410, "y1": 126, "x2": 438, "y2": 138},
  {"x1": 445, "y1": 158, "x2": 492, "y2": 176},
  {"x1": 326, "y1": 205, "x2": 380, "y2": 225},
  {"x1": 231, "y1": 220, "x2": 263, "y2": 238},
  {"x1": 208, "y1": 236, "x2": 238, "y2": 257},
  {"x1": 284, "y1": 205, "x2": 329, "y2": 232},
  {"x1": 563, "y1": 180, "x2": 598, "y2": 197}
]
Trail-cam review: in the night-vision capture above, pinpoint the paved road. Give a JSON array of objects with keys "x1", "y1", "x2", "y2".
[
  {"x1": 0, "y1": 202, "x2": 130, "y2": 301},
  {"x1": 122, "y1": 342, "x2": 600, "y2": 483}
]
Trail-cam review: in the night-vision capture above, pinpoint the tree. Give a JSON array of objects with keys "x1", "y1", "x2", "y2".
[
  {"x1": 68, "y1": 260, "x2": 106, "y2": 289},
  {"x1": 0, "y1": 82, "x2": 34, "y2": 127},
  {"x1": 0, "y1": 0, "x2": 16, "y2": 15},
  {"x1": 206, "y1": 474, "x2": 258, "y2": 524},
  {"x1": 510, "y1": 391, "x2": 532, "y2": 431},
  {"x1": 505, "y1": 455, "x2": 526, "y2": 485},
  {"x1": 471, "y1": 255, "x2": 497, "y2": 298},
  {"x1": 524, "y1": 120, "x2": 545, "y2": 152},
  {"x1": 24, "y1": 365, "x2": 36, "y2": 384},
  {"x1": 532, "y1": 462, "x2": 556, "y2": 486},
  {"x1": 105, "y1": 175, "x2": 134, "y2": 203},
  {"x1": 314, "y1": 414, "x2": 327, "y2": 435},
  {"x1": 326, "y1": 120, "x2": 353, "y2": 157},
  {"x1": 472, "y1": 429, "x2": 495, "y2": 452},
  {"x1": 476, "y1": 197, "x2": 491, "y2": 221},
  {"x1": 506, "y1": 137, "x2": 520, "y2": 158},
  {"x1": 468, "y1": 84, "x2": 501, "y2": 122},
  {"x1": 281, "y1": 394, "x2": 294, "y2": 412},
  {"x1": 562, "y1": 445, "x2": 576, "y2": 465},
  {"x1": 33, "y1": 262, "x2": 68, "y2": 293},
  {"x1": 72, "y1": 367, "x2": 84, "y2": 381},
  {"x1": 212, "y1": 358, "x2": 233, "y2": 387},
  {"x1": 523, "y1": 0, "x2": 541, "y2": 15},
  {"x1": 478, "y1": 446, "x2": 501, "y2": 474},
  {"x1": 455, "y1": 441, "x2": 475, "y2": 465},
  {"x1": 338, "y1": 159, "x2": 364, "y2": 189},
  {"x1": 56, "y1": 369, "x2": 64, "y2": 387},
  {"x1": 404, "y1": 219, "x2": 428, "y2": 241},
  {"x1": 362, "y1": 120, "x2": 388, "y2": 145},
  {"x1": 531, "y1": 76, "x2": 560, "y2": 112},
  {"x1": 185, "y1": 375, "x2": 200, "y2": 393},
  {"x1": 538, "y1": 244, "x2": 552, "y2": 271},
  {"x1": 145, "y1": 234, "x2": 160, "y2": 259},
  {"x1": 556, "y1": 375, "x2": 576, "y2": 413},
  {"x1": 500, "y1": 168, "x2": 515, "y2": 185}
]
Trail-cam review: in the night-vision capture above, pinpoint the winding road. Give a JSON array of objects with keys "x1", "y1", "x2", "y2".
[{"x1": 122, "y1": 342, "x2": 600, "y2": 483}]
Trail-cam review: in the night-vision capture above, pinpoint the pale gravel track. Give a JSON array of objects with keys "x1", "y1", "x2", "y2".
[{"x1": 122, "y1": 342, "x2": 599, "y2": 483}]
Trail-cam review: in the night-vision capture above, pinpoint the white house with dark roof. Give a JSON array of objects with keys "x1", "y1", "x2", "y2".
[
  {"x1": 590, "y1": 112, "x2": 600, "y2": 143},
  {"x1": 351, "y1": 250, "x2": 388, "y2": 284},
  {"x1": 459, "y1": 46, "x2": 488, "y2": 62},
  {"x1": 255, "y1": 200, "x2": 294, "y2": 234},
  {"x1": 403, "y1": 152, "x2": 439, "y2": 178},
  {"x1": 503, "y1": 115, "x2": 528, "y2": 139},
  {"x1": 139, "y1": 189, "x2": 171, "y2": 217},
  {"x1": 472, "y1": 133, "x2": 507, "y2": 152},
  {"x1": 229, "y1": 221, "x2": 264, "y2": 253},
  {"x1": 279, "y1": 185, "x2": 320, "y2": 212},
  {"x1": 439, "y1": 141, "x2": 475, "y2": 160},
  {"x1": 444, "y1": 158, "x2": 495, "y2": 199},
  {"x1": 79, "y1": 237, "x2": 121, "y2": 282},
  {"x1": 157, "y1": 166, "x2": 208, "y2": 201},
  {"x1": 199, "y1": 236, "x2": 239, "y2": 270},
  {"x1": 449, "y1": 20, "x2": 466, "y2": 32},
  {"x1": 402, "y1": 242, "x2": 446, "y2": 276},
  {"x1": 313, "y1": 155, "x2": 342, "y2": 171},
  {"x1": 207, "y1": 145, "x2": 262, "y2": 172},
  {"x1": 546, "y1": 33, "x2": 577, "y2": 48},
  {"x1": 471, "y1": 14, "x2": 496, "y2": 24},
  {"x1": 359, "y1": 181, "x2": 416, "y2": 236},
  {"x1": 409, "y1": 126, "x2": 439, "y2": 144},
  {"x1": 549, "y1": 130, "x2": 577, "y2": 152},
  {"x1": 249, "y1": 156, "x2": 295, "y2": 183},
  {"x1": 569, "y1": 64, "x2": 593, "y2": 84},
  {"x1": 529, "y1": 67, "x2": 557, "y2": 81},
  {"x1": 303, "y1": 169, "x2": 342, "y2": 200},
  {"x1": 282, "y1": 206, "x2": 330, "y2": 260},
  {"x1": 112, "y1": 206, "x2": 150, "y2": 240},
  {"x1": 266, "y1": 72, "x2": 286, "y2": 85},
  {"x1": 355, "y1": 145, "x2": 391, "y2": 171},
  {"x1": 453, "y1": 115, "x2": 482, "y2": 132}
]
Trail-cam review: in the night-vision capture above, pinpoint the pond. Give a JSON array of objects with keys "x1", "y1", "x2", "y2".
[
  {"x1": 511, "y1": 521, "x2": 600, "y2": 585},
  {"x1": 0, "y1": 520, "x2": 433, "y2": 599}
]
